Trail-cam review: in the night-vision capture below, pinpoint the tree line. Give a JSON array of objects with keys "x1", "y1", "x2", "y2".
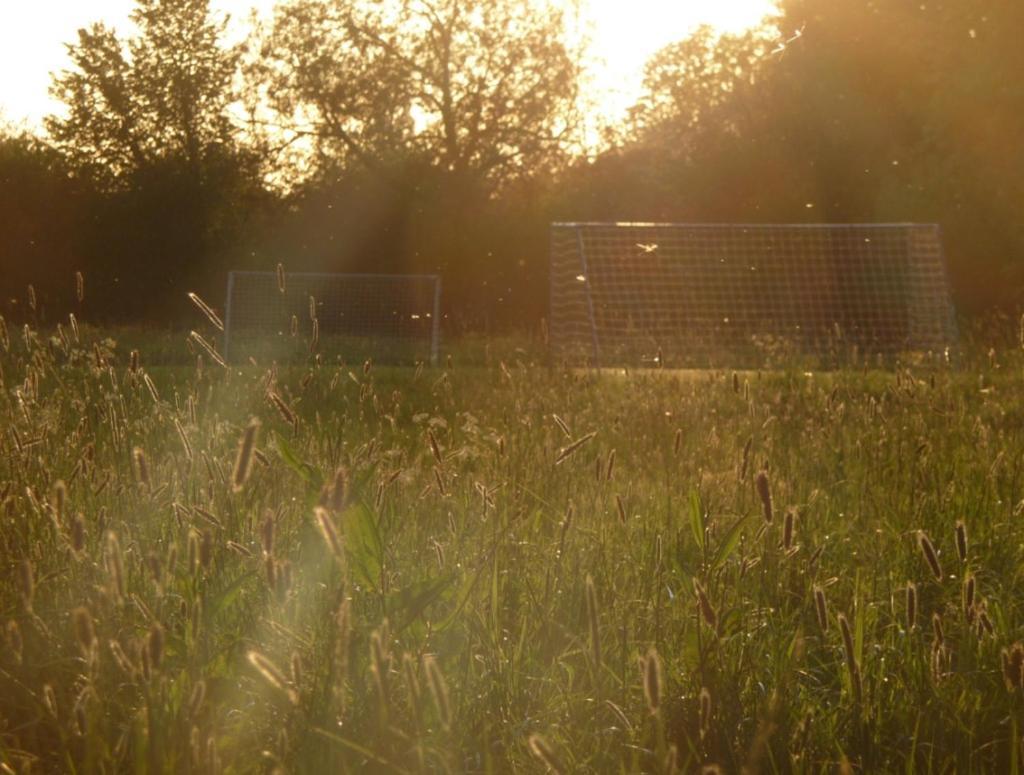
[{"x1": 1, "y1": 0, "x2": 1021, "y2": 330}]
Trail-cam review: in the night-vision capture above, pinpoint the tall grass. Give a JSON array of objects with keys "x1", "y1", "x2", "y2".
[{"x1": 2, "y1": 318, "x2": 1024, "y2": 772}]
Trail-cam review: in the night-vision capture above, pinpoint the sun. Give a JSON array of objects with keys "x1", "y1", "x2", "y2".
[{"x1": 576, "y1": 0, "x2": 778, "y2": 122}]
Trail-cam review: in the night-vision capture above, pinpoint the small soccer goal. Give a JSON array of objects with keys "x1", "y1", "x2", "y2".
[
  {"x1": 223, "y1": 271, "x2": 441, "y2": 365},
  {"x1": 549, "y1": 222, "x2": 958, "y2": 367}
]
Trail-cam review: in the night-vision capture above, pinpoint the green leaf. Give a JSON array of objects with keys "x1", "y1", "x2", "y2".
[
  {"x1": 710, "y1": 515, "x2": 747, "y2": 570},
  {"x1": 205, "y1": 569, "x2": 256, "y2": 621},
  {"x1": 688, "y1": 490, "x2": 705, "y2": 552},
  {"x1": 388, "y1": 572, "x2": 457, "y2": 633},
  {"x1": 341, "y1": 502, "x2": 383, "y2": 591},
  {"x1": 273, "y1": 431, "x2": 323, "y2": 490}
]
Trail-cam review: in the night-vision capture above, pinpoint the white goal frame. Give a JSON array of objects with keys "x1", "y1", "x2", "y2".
[
  {"x1": 223, "y1": 270, "x2": 442, "y2": 365},
  {"x1": 549, "y1": 222, "x2": 958, "y2": 366}
]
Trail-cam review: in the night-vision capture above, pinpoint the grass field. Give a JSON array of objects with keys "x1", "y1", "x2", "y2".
[{"x1": 3, "y1": 321, "x2": 1024, "y2": 773}]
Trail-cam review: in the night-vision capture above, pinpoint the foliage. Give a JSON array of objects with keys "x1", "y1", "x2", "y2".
[
  {"x1": 258, "y1": 0, "x2": 582, "y2": 192},
  {"x1": 47, "y1": 0, "x2": 242, "y2": 186}
]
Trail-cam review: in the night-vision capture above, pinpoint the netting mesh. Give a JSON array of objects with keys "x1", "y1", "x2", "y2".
[
  {"x1": 224, "y1": 271, "x2": 441, "y2": 364},
  {"x1": 550, "y1": 222, "x2": 958, "y2": 367}
]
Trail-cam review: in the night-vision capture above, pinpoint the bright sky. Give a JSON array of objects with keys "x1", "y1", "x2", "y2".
[{"x1": 0, "y1": 0, "x2": 777, "y2": 131}]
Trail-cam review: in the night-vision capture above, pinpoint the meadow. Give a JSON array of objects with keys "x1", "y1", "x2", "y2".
[{"x1": 3, "y1": 318, "x2": 1024, "y2": 773}]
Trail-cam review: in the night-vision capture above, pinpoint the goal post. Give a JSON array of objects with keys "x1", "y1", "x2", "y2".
[
  {"x1": 223, "y1": 271, "x2": 441, "y2": 365},
  {"x1": 549, "y1": 222, "x2": 958, "y2": 366}
]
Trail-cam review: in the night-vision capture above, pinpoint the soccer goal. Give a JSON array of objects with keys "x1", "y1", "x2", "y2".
[
  {"x1": 549, "y1": 222, "x2": 958, "y2": 366},
  {"x1": 223, "y1": 271, "x2": 441, "y2": 365}
]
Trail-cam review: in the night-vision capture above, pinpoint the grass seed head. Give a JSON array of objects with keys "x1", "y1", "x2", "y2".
[
  {"x1": 187, "y1": 292, "x2": 224, "y2": 331},
  {"x1": 231, "y1": 418, "x2": 260, "y2": 492},
  {"x1": 1002, "y1": 643, "x2": 1024, "y2": 691},
  {"x1": 247, "y1": 650, "x2": 298, "y2": 704},
  {"x1": 955, "y1": 520, "x2": 968, "y2": 563},
  {"x1": 906, "y1": 582, "x2": 917, "y2": 630},
  {"x1": 837, "y1": 613, "x2": 861, "y2": 701},
  {"x1": 133, "y1": 447, "x2": 151, "y2": 490},
  {"x1": 105, "y1": 531, "x2": 125, "y2": 603},
  {"x1": 424, "y1": 654, "x2": 452, "y2": 731},
  {"x1": 695, "y1": 579, "x2": 718, "y2": 631},
  {"x1": 528, "y1": 734, "x2": 566, "y2": 775},
  {"x1": 5, "y1": 620, "x2": 23, "y2": 663},
  {"x1": 18, "y1": 559, "x2": 33, "y2": 611},
  {"x1": 963, "y1": 573, "x2": 976, "y2": 622},
  {"x1": 585, "y1": 574, "x2": 601, "y2": 667},
  {"x1": 700, "y1": 686, "x2": 712, "y2": 738},
  {"x1": 642, "y1": 647, "x2": 662, "y2": 715},
  {"x1": 917, "y1": 530, "x2": 943, "y2": 581},
  {"x1": 813, "y1": 585, "x2": 828, "y2": 632},
  {"x1": 314, "y1": 507, "x2": 345, "y2": 565},
  {"x1": 147, "y1": 623, "x2": 164, "y2": 670},
  {"x1": 327, "y1": 466, "x2": 347, "y2": 512},
  {"x1": 755, "y1": 470, "x2": 773, "y2": 523},
  {"x1": 932, "y1": 612, "x2": 944, "y2": 647},
  {"x1": 72, "y1": 607, "x2": 96, "y2": 655}
]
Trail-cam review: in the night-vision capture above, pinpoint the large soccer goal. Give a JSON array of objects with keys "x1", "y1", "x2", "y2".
[
  {"x1": 549, "y1": 222, "x2": 958, "y2": 366},
  {"x1": 223, "y1": 271, "x2": 442, "y2": 364}
]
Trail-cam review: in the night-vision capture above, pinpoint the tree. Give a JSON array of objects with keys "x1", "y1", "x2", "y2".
[
  {"x1": 260, "y1": 0, "x2": 581, "y2": 192},
  {"x1": 45, "y1": 0, "x2": 271, "y2": 322},
  {"x1": 628, "y1": 26, "x2": 770, "y2": 160},
  {"x1": 0, "y1": 127, "x2": 84, "y2": 321}
]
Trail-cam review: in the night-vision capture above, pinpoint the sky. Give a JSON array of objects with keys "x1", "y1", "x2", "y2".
[{"x1": 0, "y1": 0, "x2": 777, "y2": 132}]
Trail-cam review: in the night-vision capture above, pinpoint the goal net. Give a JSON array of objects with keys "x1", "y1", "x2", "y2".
[
  {"x1": 223, "y1": 271, "x2": 441, "y2": 364},
  {"x1": 550, "y1": 222, "x2": 957, "y2": 366}
]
